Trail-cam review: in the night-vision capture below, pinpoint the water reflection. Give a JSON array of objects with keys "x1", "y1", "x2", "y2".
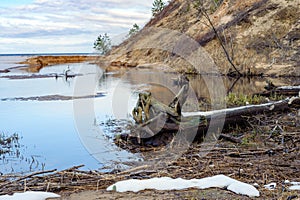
[
  {"x1": 0, "y1": 133, "x2": 43, "y2": 174},
  {"x1": 0, "y1": 62, "x2": 140, "y2": 174},
  {"x1": 102, "y1": 68, "x2": 300, "y2": 111}
]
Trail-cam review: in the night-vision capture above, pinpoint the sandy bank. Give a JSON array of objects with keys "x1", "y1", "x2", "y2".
[{"x1": 19, "y1": 55, "x2": 102, "y2": 72}]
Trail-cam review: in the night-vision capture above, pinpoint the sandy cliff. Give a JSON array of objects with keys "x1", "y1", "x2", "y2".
[{"x1": 105, "y1": 0, "x2": 299, "y2": 76}]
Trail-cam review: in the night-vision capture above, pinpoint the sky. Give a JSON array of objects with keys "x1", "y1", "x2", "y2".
[{"x1": 0, "y1": 0, "x2": 158, "y2": 54}]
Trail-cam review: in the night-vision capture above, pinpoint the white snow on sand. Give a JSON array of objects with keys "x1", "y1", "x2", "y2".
[
  {"x1": 286, "y1": 181, "x2": 300, "y2": 191},
  {"x1": 289, "y1": 185, "x2": 300, "y2": 190},
  {"x1": 107, "y1": 174, "x2": 260, "y2": 197},
  {"x1": 290, "y1": 181, "x2": 300, "y2": 185},
  {"x1": 264, "y1": 182, "x2": 276, "y2": 190},
  {"x1": 0, "y1": 191, "x2": 60, "y2": 200}
]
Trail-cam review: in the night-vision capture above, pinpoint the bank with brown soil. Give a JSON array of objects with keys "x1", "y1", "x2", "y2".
[{"x1": 20, "y1": 55, "x2": 101, "y2": 72}]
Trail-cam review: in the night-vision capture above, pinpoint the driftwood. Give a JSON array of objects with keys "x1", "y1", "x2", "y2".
[
  {"x1": 218, "y1": 134, "x2": 242, "y2": 144},
  {"x1": 258, "y1": 84, "x2": 300, "y2": 97},
  {"x1": 0, "y1": 165, "x2": 116, "y2": 195},
  {"x1": 123, "y1": 79, "x2": 300, "y2": 146}
]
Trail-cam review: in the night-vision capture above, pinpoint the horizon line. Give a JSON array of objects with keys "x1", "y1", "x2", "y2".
[{"x1": 0, "y1": 52, "x2": 99, "y2": 56}]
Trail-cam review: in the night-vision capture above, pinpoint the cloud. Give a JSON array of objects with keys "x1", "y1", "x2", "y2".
[
  {"x1": 0, "y1": 34, "x2": 95, "y2": 53},
  {"x1": 0, "y1": 0, "x2": 156, "y2": 53}
]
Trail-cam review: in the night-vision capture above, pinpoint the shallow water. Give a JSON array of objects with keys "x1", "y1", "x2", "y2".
[
  {"x1": 0, "y1": 55, "x2": 29, "y2": 71},
  {"x1": 0, "y1": 56, "x2": 141, "y2": 174}
]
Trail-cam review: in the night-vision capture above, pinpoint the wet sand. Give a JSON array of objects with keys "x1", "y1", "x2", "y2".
[{"x1": 57, "y1": 188, "x2": 250, "y2": 200}]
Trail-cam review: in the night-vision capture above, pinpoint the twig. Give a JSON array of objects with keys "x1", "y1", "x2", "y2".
[
  {"x1": 200, "y1": 8, "x2": 242, "y2": 76},
  {"x1": 117, "y1": 165, "x2": 151, "y2": 175},
  {"x1": 219, "y1": 134, "x2": 242, "y2": 143},
  {"x1": 0, "y1": 169, "x2": 57, "y2": 189},
  {"x1": 61, "y1": 164, "x2": 85, "y2": 172}
]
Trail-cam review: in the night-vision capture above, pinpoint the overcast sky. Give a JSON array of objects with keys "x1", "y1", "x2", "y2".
[{"x1": 0, "y1": 0, "x2": 158, "y2": 54}]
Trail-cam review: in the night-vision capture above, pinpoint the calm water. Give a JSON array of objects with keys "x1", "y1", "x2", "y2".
[
  {"x1": 0, "y1": 55, "x2": 140, "y2": 174},
  {"x1": 0, "y1": 55, "x2": 298, "y2": 174}
]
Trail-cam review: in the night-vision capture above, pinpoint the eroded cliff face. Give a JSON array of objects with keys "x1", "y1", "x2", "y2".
[{"x1": 105, "y1": 0, "x2": 299, "y2": 76}]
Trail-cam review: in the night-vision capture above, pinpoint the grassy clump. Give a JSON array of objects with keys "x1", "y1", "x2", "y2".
[
  {"x1": 0, "y1": 133, "x2": 20, "y2": 155},
  {"x1": 226, "y1": 93, "x2": 267, "y2": 107}
]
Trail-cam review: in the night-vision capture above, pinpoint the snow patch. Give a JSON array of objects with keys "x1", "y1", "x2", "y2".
[
  {"x1": 0, "y1": 191, "x2": 60, "y2": 200},
  {"x1": 253, "y1": 183, "x2": 259, "y2": 187},
  {"x1": 107, "y1": 175, "x2": 260, "y2": 197},
  {"x1": 290, "y1": 181, "x2": 300, "y2": 185},
  {"x1": 285, "y1": 180, "x2": 300, "y2": 191},
  {"x1": 289, "y1": 185, "x2": 300, "y2": 191},
  {"x1": 264, "y1": 182, "x2": 276, "y2": 190}
]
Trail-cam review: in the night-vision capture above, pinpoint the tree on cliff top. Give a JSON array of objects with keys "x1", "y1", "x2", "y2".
[
  {"x1": 152, "y1": 0, "x2": 166, "y2": 16},
  {"x1": 93, "y1": 33, "x2": 112, "y2": 55}
]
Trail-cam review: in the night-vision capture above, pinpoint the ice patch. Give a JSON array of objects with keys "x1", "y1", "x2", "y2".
[
  {"x1": 253, "y1": 183, "x2": 259, "y2": 187},
  {"x1": 289, "y1": 185, "x2": 300, "y2": 191},
  {"x1": 107, "y1": 174, "x2": 260, "y2": 197},
  {"x1": 264, "y1": 182, "x2": 276, "y2": 190},
  {"x1": 0, "y1": 191, "x2": 60, "y2": 200},
  {"x1": 285, "y1": 180, "x2": 300, "y2": 191}
]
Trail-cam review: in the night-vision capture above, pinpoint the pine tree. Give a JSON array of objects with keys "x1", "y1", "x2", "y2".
[
  {"x1": 128, "y1": 23, "x2": 140, "y2": 38},
  {"x1": 151, "y1": 0, "x2": 166, "y2": 16},
  {"x1": 93, "y1": 33, "x2": 112, "y2": 55}
]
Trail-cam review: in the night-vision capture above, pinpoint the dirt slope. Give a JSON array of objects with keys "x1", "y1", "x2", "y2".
[{"x1": 105, "y1": 0, "x2": 300, "y2": 76}]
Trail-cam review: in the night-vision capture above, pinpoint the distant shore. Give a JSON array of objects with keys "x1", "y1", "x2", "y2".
[
  {"x1": 0, "y1": 53, "x2": 99, "y2": 56},
  {"x1": 19, "y1": 55, "x2": 101, "y2": 72}
]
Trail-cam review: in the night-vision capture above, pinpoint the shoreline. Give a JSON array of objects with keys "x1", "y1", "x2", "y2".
[
  {"x1": 6, "y1": 55, "x2": 299, "y2": 78},
  {"x1": 0, "y1": 53, "x2": 99, "y2": 56},
  {"x1": 18, "y1": 55, "x2": 102, "y2": 72}
]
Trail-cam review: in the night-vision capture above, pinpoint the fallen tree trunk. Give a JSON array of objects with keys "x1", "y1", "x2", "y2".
[
  {"x1": 180, "y1": 98, "x2": 299, "y2": 140},
  {"x1": 121, "y1": 82, "x2": 300, "y2": 147}
]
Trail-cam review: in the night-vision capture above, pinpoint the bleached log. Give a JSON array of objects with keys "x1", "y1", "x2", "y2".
[{"x1": 182, "y1": 99, "x2": 291, "y2": 118}]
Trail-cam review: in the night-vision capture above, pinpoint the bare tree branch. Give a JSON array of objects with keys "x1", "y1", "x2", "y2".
[{"x1": 199, "y1": 6, "x2": 242, "y2": 76}]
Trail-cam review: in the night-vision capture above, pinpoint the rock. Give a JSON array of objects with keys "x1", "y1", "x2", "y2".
[{"x1": 0, "y1": 69, "x2": 10, "y2": 73}]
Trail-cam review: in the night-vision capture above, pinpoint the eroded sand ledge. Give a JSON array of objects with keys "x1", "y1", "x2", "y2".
[{"x1": 19, "y1": 55, "x2": 101, "y2": 72}]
